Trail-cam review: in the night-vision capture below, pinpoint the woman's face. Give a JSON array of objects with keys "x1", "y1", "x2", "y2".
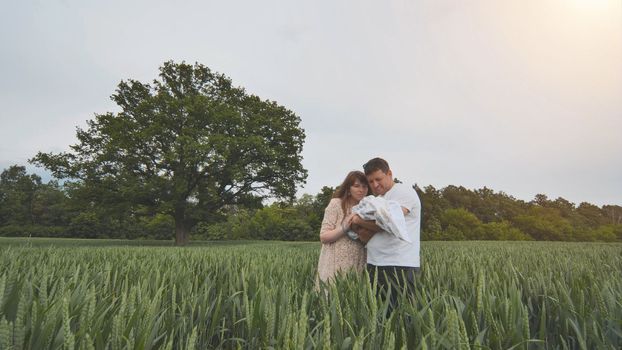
[{"x1": 349, "y1": 179, "x2": 368, "y2": 202}]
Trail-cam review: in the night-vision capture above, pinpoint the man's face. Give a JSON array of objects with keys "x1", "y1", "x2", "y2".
[{"x1": 366, "y1": 169, "x2": 393, "y2": 196}]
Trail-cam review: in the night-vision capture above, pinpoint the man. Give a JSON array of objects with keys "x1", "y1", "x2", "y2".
[{"x1": 351, "y1": 157, "x2": 421, "y2": 306}]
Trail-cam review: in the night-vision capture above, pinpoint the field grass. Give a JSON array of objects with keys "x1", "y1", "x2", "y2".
[{"x1": 0, "y1": 238, "x2": 621, "y2": 349}]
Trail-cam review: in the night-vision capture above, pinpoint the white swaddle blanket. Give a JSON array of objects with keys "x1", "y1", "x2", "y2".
[{"x1": 347, "y1": 196, "x2": 411, "y2": 242}]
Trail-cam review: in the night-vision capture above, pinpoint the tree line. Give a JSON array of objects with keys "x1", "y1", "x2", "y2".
[
  {"x1": 1, "y1": 165, "x2": 621, "y2": 242},
  {"x1": 415, "y1": 185, "x2": 622, "y2": 241}
]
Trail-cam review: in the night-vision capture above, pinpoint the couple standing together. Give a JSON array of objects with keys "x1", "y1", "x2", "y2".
[{"x1": 316, "y1": 157, "x2": 421, "y2": 303}]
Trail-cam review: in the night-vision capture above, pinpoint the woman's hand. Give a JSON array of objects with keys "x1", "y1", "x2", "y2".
[
  {"x1": 320, "y1": 214, "x2": 353, "y2": 244},
  {"x1": 342, "y1": 213, "x2": 355, "y2": 231},
  {"x1": 350, "y1": 214, "x2": 361, "y2": 226}
]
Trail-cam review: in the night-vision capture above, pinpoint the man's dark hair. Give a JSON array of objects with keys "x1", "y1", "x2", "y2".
[{"x1": 363, "y1": 157, "x2": 390, "y2": 175}]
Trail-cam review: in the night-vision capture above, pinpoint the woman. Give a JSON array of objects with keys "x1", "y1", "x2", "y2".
[{"x1": 316, "y1": 171, "x2": 369, "y2": 284}]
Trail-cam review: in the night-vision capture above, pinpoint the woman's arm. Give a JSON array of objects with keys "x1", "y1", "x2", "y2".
[
  {"x1": 319, "y1": 221, "x2": 348, "y2": 243},
  {"x1": 319, "y1": 199, "x2": 350, "y2": 244}
]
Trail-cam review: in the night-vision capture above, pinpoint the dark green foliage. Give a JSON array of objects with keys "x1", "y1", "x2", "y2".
[
  {"x1": 441, "y1": 208, "x2": 483, "y2": 240},
  {"x1": 30, "y1": 61, "x2": 307, "y2": 244},
  {"x1": 2, "y1": 164, "x2": 621, "y2": 241},
  {"x1": 192, "y1": 205, "x2": 315, "y2": 241},
  {"x1": 480, "y1": 221, "x2": 531, "y2": 241},
  {"x1": 418, "y1": 184, "x2": 622, "y2": 242},
  {"x1": 0, "y1": 165, "x2": 42, "y2": 225},
  {"x1": 190, "y1": 186, "x2": 334, "y2": 241}
]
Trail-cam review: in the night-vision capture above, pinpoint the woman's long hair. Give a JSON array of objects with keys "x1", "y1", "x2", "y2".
[{"x1": 333, "y1": 171, "x2": 369, "y2": 215}]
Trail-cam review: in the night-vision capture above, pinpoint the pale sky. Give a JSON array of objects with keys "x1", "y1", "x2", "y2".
[{"x1": 1, "y1": 0, "x2": 621, "y2": 206}]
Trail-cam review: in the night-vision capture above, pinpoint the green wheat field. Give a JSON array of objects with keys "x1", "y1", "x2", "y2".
[{"x1": 0, "y1": 238, "x2": 620, "y2": 349}]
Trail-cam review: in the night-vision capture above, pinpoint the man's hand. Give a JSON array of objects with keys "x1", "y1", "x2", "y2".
[
  {"x1": 401, "y1": 206, "x2": 410, "y2": 215},
  {"x1": 350, "y1": 214, "x2": 362, "y2": 226},
  {"x1": 352, "y1": 225, "x2": 375, "y2": 243},
  {"x1": 351, "y1": 214, "x2": 382, "y2": 232}
]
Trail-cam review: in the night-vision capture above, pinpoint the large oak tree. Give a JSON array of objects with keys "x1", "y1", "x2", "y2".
[{"x1": 32, "y1": 61, "x2": 307, "y2": 244}]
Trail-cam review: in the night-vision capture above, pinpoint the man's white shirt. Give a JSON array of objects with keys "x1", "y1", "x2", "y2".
[{"x1": 365, "y1": 183, "x2": 421, "y2": 267}]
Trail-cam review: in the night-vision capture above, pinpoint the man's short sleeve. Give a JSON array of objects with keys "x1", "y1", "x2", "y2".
[{"x1": 386, "y1": 184, "x2": 420, "y2": 218}]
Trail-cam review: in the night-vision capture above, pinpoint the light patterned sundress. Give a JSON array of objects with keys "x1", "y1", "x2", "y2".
[{"x1": 316, "y1": 198, "x2": 366, "y2": 284}]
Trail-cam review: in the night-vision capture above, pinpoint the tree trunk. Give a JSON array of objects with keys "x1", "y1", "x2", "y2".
[{"x1": 174, "y1": 206, "x2": 188, "y2": 245}]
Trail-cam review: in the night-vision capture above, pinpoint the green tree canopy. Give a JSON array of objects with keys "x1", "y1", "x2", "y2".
[
  {"x1": 0, "y1": 165, "x2": 42, "y2": 225},
  {"x1": 32, "y1": 61, "x2": 307, "y2": 244}
]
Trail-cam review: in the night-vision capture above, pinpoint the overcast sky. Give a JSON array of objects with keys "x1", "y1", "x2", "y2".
[{"x1": 1, "y1": 0, "x2": 621, "y2": 206}]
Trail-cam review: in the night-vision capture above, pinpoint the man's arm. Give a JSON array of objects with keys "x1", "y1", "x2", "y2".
[
  {"x1": 350, "y1": 204, "x2": 410, "y2": 243},
  {"x1": 352, "y1": 226, "x2": 375, "y2": 243},
  {"x1": 348, "y1": 214, "x2": 382, "y2": 243},
  {"x1": 352, "y1": 206, "x2": 409, "y2": 230},
  {"x1": 351, "y1": 214, "x2": 382, "y2": 232}
]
